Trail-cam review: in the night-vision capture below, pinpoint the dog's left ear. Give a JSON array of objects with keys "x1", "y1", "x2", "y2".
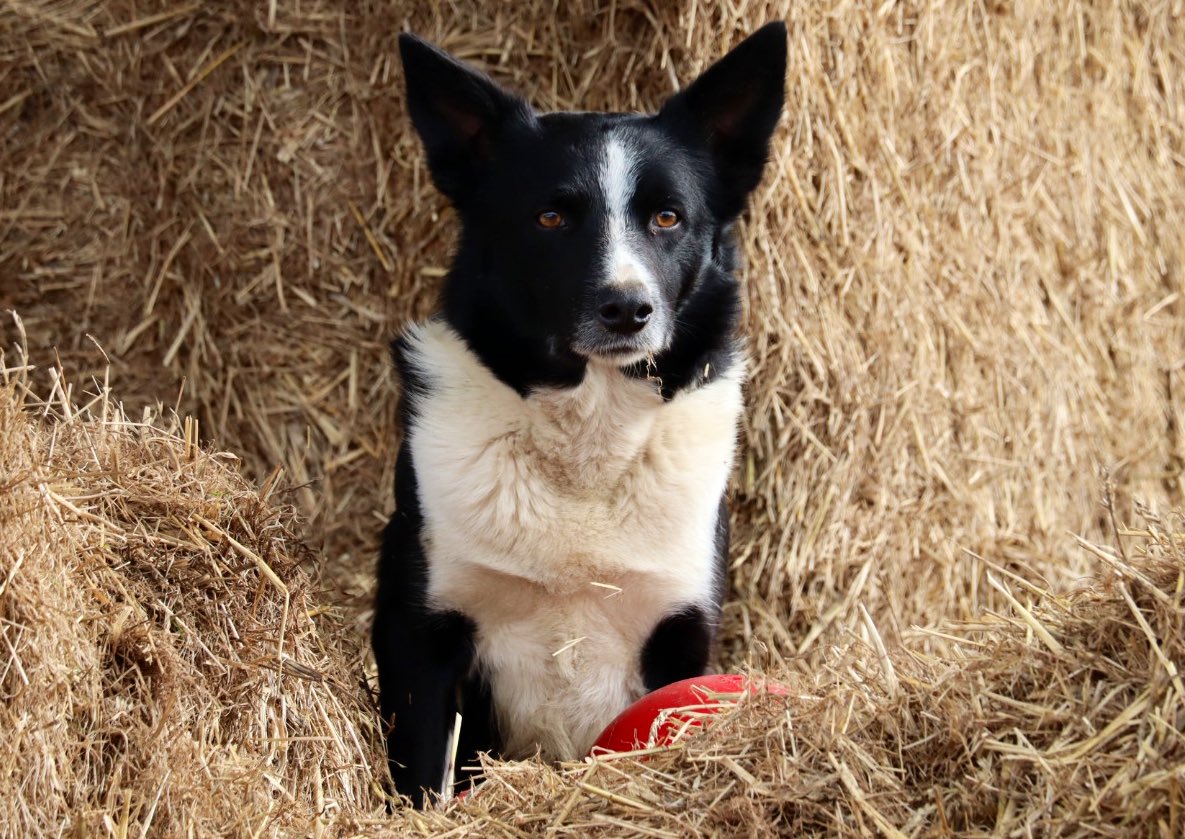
[
  {"x1": 399, "y1": 33, "x2": 535, "y2": 204},
  {"x1": 659, "y1": 22, "x2": 787, "y2": 218}
]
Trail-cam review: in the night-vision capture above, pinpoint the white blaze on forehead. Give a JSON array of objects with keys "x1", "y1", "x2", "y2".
[
  {"x1": 603, "y1": 136, "x2": 637, "y2": 225},
  {"x1": 601, "y1": 134, "x2": 655, "y2": 291}
]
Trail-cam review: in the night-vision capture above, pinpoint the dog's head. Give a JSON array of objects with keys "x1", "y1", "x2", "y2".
[{"x1": 399, "y1": 24, "x2": 785, "y2": 380}]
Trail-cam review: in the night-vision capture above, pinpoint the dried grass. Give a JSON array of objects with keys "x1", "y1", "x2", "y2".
[
  {"x1": 3, "y1": 0, "x2": 1185, "y2": 834},
  {"x1": 0, "y1": 333, "x2": 387, "y2": 835}
]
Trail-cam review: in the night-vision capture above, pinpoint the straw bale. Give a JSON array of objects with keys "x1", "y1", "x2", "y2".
[
  {"x1": 0, "y1": 345, "x2": 386, "y2": 835},
  {"x1": 3, "y1": 0, "x2": 1185, "y2": 833}
]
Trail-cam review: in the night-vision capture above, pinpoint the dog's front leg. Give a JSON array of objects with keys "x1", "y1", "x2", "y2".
[
  {"x1": 640, "y1": 605, "x2": 715, "y2": 691},
  {"x1": 373, "y1": 503, "x2": 477, "y2": 808}
]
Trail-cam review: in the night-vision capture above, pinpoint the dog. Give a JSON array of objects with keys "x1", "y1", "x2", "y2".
[{"x1": 373, "y1": 22, "x2": 786, "y2": 807}]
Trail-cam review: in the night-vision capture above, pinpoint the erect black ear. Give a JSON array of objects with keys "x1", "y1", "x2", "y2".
[
  {"x1": 399, "y1": 33, "x2": 534, "y2": 203},
  {"x1": 659, "y1": 22, "x2": 787, "y2": 219}
]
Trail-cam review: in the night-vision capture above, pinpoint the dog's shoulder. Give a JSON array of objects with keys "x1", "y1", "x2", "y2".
[{"x1": 394, "y1": 317, "x2": 527, "y2": 434}]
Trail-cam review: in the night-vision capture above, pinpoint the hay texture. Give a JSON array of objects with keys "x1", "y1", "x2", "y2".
[
  {"x1": 2, "y1": 0, "x2": 1185, "y2": 834},
  {"x1": 0, "y1": 340, "x2": 386, "y2": 835}
]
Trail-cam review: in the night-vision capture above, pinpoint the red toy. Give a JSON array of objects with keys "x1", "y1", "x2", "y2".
[
  {"x1": 453, "y1": 675, "x2": 787, "y2": 802},
  {"x1": 591, "y1": 674, "x2": 788, "y2": 754}
]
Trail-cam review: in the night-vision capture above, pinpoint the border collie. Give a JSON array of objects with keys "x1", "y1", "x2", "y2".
[{"x1": 374, "y1": 23, "x2": 786, "y2": 807}]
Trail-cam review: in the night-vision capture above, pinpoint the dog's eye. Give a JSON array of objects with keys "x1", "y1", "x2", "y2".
[
  {"x1": 537, "y1": 210, "x2": 565, "y2": 229},
  {"x1": 652, "y1": 210, "x2": 681, "y2": 229}
]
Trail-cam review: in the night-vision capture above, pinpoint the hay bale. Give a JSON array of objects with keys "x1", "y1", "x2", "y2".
[
  {"x1": 3, "y1": 0, "x2": 1185, "y2": 832},
  {"x1": 0, "y1": 338, "x2": 386, "y2": 835}
]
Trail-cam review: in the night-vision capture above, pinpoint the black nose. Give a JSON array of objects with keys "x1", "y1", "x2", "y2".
[{"x1": 596, "y1": 287, "x2": 654, "y2": 335}]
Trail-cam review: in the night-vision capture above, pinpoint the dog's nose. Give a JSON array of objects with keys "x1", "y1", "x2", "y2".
[{"x1": 596, "y1": 287, "x2": 653, "y2": 335}]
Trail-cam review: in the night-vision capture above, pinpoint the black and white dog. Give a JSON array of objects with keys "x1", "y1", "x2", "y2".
[{"x1": 374, "y1": 23, "x2": 786, "y2": 807}]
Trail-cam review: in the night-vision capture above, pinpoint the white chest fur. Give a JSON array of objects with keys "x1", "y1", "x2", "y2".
[{"x1": 403, "y1": 321, "x2": 744, "y2": 759}]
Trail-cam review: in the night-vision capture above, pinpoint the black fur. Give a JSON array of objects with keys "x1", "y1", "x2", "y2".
[
  {"x1": 374, "y1": 23, "x2": 786, "y2": 807},
  {"x1": 373, "y1": 448, "x2": 493, "y2": 808},
  {"x1": 622, "y1": 264, "x2": 743, "y2": 400},
  {"x1": 640, "y1": 606, "x2": 715, "y2": 692},
  {"x1": 394, "y1": 26, "x2": 786, "y2": 398}
]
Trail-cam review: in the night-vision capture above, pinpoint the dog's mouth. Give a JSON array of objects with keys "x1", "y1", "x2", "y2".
[
  {"x1": 580, "y1": 344, "x2": 652, "y2": 366},
  {"x1": 570, "y1": 327, "x2": 671, "y2": 367}
]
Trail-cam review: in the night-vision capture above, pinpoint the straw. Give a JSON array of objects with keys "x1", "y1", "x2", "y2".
[{"x1": 3, "y1": 0, "x2": 1184, "y2": 833}]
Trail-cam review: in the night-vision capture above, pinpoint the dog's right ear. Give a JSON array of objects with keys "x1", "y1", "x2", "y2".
[
  {"x1": 399, "y1": 34, "x2": 534, "y2": 203},
  {"x1": 658, "y1": 22, "x2": 786, "y2": 220}
]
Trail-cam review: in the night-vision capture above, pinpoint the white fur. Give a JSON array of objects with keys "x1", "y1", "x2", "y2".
[
  {"x1": 602, "y1": 136, "x2": 655, "y2": 295},
  {"x1": 404, "y1": 320, "x2": 743, "y2": 759}
]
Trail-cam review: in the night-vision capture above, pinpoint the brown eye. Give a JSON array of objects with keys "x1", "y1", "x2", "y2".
[
  {"x1": 537, "y1": 210, "x2": 565, "y2": 229},
  {"x1": 653, "y1": 209, "x2": 680, "y2": 229}
]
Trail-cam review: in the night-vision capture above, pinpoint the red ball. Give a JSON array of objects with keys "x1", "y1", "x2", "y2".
[{"x1": 590, "y1": 674, "x2": 788, "y2": 755}]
